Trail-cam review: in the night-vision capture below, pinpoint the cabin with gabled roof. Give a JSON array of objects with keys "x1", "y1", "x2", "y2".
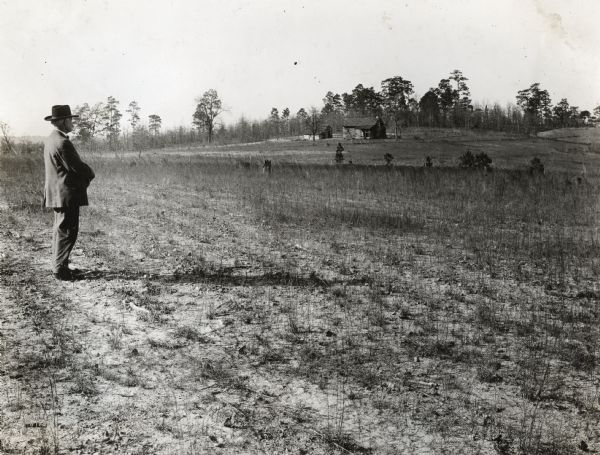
[{"x1": 342, "y1": 117, "x2": 387, "y2": 140}]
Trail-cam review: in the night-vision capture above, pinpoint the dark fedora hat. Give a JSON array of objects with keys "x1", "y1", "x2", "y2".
[{"x1": 44, "y1": 105, "x2": 79, "y2": 121}]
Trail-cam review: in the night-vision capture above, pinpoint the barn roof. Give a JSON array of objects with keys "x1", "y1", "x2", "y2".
[{"x1": 343, "y1": 117, "x2": 380, "y2": 128}]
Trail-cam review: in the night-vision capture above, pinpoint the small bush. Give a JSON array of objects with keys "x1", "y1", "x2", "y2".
[
  {"x1": 458, "y1": 150, "x2": 476, "y2": 168},
  {"x1": 477, "y1": 360, "x2": 503, "y2": 383},
  {"x1": 474, "y1": 152, "x2": 492, "y2": 170},
  {"x1": 174, "y1": 326, "x2": 208, "y2": 343},
  {"x1": 528, "y1": 157, "x2": 544, "y2": 175},
  {"x1": 425, "y1": 156, "x2": 433, "y2": 167},
  {"x1": 384, "y1": 153, "x2": 394, "y2": 166},
  {"x1": 335, "y1": 143, "x2": 344, "y2": 163},
  {"x1": 459, "y1": 151, "x2": 492, "y2": 171},
  {"x1": 70, "y1": 371, "x2": 99, "y2": 396}
]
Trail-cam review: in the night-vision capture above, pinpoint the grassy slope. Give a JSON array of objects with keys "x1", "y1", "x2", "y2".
[
  {"x1": 538, "y1": 127, "x2": 600, "y2": 144},
  {"x1": 155, "y1": 128, "x2": 600, "y2": 176}
]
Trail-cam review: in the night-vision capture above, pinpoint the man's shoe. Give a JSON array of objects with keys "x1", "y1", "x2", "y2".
[
  {"x1": 53, "y1": 268, "x2": 74, "y2": 281},
  {"x1": 64, "y1": 261, "x2": 83, "y2": 275}
]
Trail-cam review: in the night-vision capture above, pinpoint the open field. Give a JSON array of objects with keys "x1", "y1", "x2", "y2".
[
  {"x1": 0, "y1": 132, "x2": 599, "y2": 454},
  {"x1": 538, "y1": 127, "x2": 600, "y2": 147},
  {"x1": 139, "y1": 128, "x2": 600, "y2": 176}
]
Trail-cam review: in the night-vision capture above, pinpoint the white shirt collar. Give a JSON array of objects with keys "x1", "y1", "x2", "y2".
[{"x1": 55, "y1": 128, "x2": 69, "y2": 139}]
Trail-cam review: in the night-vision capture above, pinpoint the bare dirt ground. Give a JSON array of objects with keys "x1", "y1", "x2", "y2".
[
  {"x1": 0, "y1": 184, "x2": 450, "y2": 454},
  {"x1": 1, "y1": 134, "x2": 599, "y2": 454}
]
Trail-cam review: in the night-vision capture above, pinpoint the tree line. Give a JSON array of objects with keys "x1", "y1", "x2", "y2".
[
  {"x1": 1, "y1": 69, "x2": 598, "y2": 154},
  {"x1": 70, "y1": 96, "x2": 164, "y2": 153},
  {"x1": 309, "y1": 71, "x2": 596, "y2": 136}
]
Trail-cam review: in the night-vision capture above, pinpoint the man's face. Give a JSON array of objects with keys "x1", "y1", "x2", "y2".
[{"x1": 62, "y1": 117, "x2": 74, "y2": 133}]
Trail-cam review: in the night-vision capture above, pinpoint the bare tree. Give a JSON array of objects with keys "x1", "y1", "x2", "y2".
[
  {"x1": 306, "y1": 107, "x2": 322, "y2": 142},
  {"x1": 192, "y1": 89, "x2": 223, "y2": 143},
  {"x1": 0, "y1": 120, "x2": 16, "y2": 154}
]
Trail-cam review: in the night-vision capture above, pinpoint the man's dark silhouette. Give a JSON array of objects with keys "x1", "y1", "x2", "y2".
[{"x1": 43, "y1": 105, "x2": 95, "y2": 281}]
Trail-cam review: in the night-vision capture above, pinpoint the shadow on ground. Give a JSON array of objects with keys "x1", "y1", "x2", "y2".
[{"x1": 75, "y1": 267, "x2": 372, "y2": 287}]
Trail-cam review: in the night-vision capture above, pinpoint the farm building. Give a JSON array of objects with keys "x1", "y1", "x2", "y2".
[{"x1": 343, "y1": 117, "x2": 387, "y2": 140}]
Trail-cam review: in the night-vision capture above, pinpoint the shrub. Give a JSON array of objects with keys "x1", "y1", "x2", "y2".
[
  {"x1": 528, "y1": 157, "x2": 544, "y2": 175},
  {"x1": 384, "y1": 153, "x2": 394, "y2": 166},
  {"x1": 458, "y1": 150, "x2": 476, "y2": 168},
  {"x1": 474, "y1": 152, "x2": 492, "y2": 170},
  {"x1": 459, "y1": 151, "x2": 492, "y2": 171},
  {"x1": 425, "y1": 156, "x2": 433, "y2": 167}
]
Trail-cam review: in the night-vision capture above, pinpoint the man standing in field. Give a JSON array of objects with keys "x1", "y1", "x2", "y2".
[{"x1": 43, "y1": 105, "x2": 95, "y2": 281}]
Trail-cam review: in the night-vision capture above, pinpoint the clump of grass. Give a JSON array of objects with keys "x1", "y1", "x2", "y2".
[
  {"x1": 299, "y1": 345, "x2": 322, "y2": 364},
  {"x1": 108, "y1": 324, "x2": 123, "y2": 350},
  {"x1": 287, "y1": 312, "x2": 300, "y2": 334},
  {"x1": 320, "y1": 429, "x2": 373, "y2": 454},
  {"x1": 147, "y1": 336, "x2": 185, "y2": 350},
  {"x1": 197, "y1": 359, "x2": 232, "y2": 382},
  {"x1": 70, "y1": 371, "x2": 99, "y2": 396},
  {"x1": 429, "y1": 339, "x2": 457, "y2": 359},
  {"x1": 124, "y1": 365, "x2": 141, "y2": 387},
  {"x1": 331, "y1": 285, "x2": 347, "y2": 298},
  {"x1": 257, "y1": 349, "x2": 286, "y2": 366},
  {"x1": 477, "y1": 359, "x2": 503, "y2": 383},
  {"x1": 144, "y1": 281, "x2": 162, "y2": 296},
  {"x1": 174, "y1": 326, "x2": 208, "y2": 343},
  {"x1": 190, "y1": 358, "x2": 248, "y2": 391},
  {"x1": 528, "y1": 157, "x2": 545, "y2": 175}
]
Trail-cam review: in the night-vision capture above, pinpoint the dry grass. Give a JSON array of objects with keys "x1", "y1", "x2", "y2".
[{"x1": 0, "y1": 134, "x2": 598, "y2": 453}]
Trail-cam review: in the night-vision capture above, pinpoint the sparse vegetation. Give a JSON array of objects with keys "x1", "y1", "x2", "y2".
[{"x1": 0, "y1": 133, "x2": 598, "y2": 453}]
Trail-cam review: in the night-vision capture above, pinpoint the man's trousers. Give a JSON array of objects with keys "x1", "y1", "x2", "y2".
[{"x1": 52, "y1": 206, "x2": 79, "y2": 273}]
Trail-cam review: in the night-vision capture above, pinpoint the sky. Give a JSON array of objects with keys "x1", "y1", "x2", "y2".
[{"x1": 1, "y1": 0, "x2": 599, "y2": 136}]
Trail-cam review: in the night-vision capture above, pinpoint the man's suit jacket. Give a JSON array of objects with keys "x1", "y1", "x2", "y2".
[{"x1": 44, "y1": 129, "x2": 95, "y2": 208}]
